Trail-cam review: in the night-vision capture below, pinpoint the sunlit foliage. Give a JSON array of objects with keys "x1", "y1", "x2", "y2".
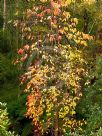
[
  {"x1": 0, "y1": 102, "x2": 19, "y2": 136},
  {"x1": 15, "y1": 0, "x2": 93, "y2": 135}
]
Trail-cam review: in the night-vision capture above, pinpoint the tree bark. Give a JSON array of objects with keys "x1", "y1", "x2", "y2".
[
  {"x1": 83, "y1": 9, "x2": 89, "y2": 33},
  {"x1": 54, "y1": 110, "x2": 59, "y2": 136},
  {"x1": 3, "y1": 0, "x2": 6, "y2": 31}
]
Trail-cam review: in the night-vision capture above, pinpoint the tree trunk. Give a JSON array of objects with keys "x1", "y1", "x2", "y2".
[
  {"x1": 54, "y1": 110, "x2": 59, "y2": 136},
  {"x1": 83, "y1": 9, "x2": 89, "y2": 33},
  {"x1": 3, "y1": 0, "x2": 6, "y2": 31},
  {"x1": 33, "y1": 123, "x2": 42, "y2": 136}
]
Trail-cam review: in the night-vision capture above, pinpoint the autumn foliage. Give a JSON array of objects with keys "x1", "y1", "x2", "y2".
[{"x1": 15, "y1": 0, "x2": 93, "y2": 135}]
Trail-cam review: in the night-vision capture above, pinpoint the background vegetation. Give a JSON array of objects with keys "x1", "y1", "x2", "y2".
[{"x1": 0, "y1": 0, "x2": 102, "y2": 136}]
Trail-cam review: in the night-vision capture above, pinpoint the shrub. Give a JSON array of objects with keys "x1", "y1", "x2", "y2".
[
  {"x1": 76, "y1": 55, "x2": 102, "y2": 135},
  {"x1": 0, "y1": 102, "x2": 19, "y2": 136}
]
